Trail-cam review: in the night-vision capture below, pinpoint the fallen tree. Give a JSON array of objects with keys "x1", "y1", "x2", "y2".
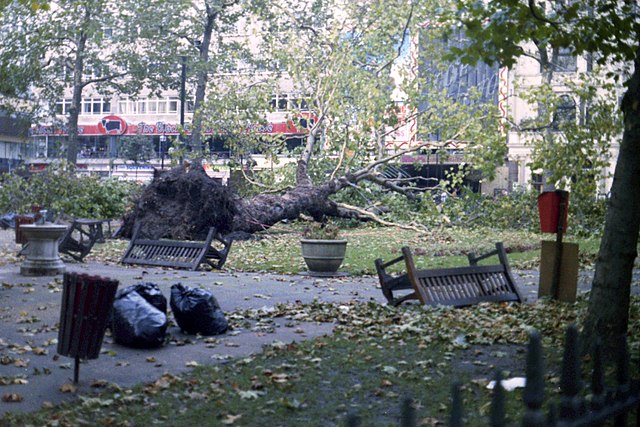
[{"x1": 121, "y1": 141, "x2": 439, "y2": 240}]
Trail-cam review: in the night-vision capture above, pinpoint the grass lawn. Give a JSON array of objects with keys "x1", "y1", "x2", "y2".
[
  {"x1": 4, "y1": 224, "x2": 638, "y2": 426},
  {"x1": 224, "y1": 223, "x2": 606, "y2": 274}
]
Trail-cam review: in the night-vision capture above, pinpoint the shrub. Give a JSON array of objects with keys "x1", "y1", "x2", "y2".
[{"x1": 0, "y1": 163, "x2": 142, "y2": 219}]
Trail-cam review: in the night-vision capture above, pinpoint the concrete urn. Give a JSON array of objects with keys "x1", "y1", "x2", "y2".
[{"x1": 300, "y1": 239, "x2": 348, "y2": 273}]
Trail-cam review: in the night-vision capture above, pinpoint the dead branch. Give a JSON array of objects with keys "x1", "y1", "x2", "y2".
[{"x1": 336, "y1": 202, "x2": 429, "y2": 234}]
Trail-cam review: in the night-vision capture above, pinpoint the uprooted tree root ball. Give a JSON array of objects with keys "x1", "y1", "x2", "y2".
[{"x1": 120, "y1": 166, "x2": 237, "y2": 241}]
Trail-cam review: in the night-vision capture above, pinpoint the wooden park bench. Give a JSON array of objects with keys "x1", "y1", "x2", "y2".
[
  {"x1": 58, "y1": 219, "x2": 105, "y2": 262},
  {"x1": 120, "y1": 223, "x2": 232, "y2": 270},
  {"x1": 375, "y1": 242, "x2": 523, "y2": 307}
]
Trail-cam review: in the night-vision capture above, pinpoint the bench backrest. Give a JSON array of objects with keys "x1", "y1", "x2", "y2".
[
  {"x1": 121, "y1": 223, "x2": 230, "y2": 270},
  {"x1": 402, "y1": 245, "x2": 523, "y2": 307}
]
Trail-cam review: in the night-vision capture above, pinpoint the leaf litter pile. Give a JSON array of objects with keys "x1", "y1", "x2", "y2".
[{"x1": 4, "y1": 292, "x2": 640, "y2": 426}]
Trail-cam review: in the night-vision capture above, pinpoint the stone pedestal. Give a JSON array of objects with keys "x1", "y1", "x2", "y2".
[{"x1": 20, "y1": 224, "x2": 68, "y2": 276}]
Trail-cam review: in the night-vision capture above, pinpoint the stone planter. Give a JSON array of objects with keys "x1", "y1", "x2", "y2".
[{"x1": 300, "y1": 239, "x2": 348, "y2": 273}]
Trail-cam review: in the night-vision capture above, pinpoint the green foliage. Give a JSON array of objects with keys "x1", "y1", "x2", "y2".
[
  {"x1": 301, "y1": 221, "x2": 340, "y2": 240},
  {"x1": 441, "y1": 191, "x2": 539, "y2": 231},
  {"x1": 119, "y1": 135, "x2": 156, "y2": 165},
  {"x1": 518, "y1": 73, "x2": 620, "y2": 212},
  {"x1": 0, "y1": 163, "x2": 141, "y2": 219},
  {"x1": 439, "y1": 190, "x2": 606, "y2": 236},
  {"x1": 438, "y1": 1, "x2": 640, "y2": 69}
]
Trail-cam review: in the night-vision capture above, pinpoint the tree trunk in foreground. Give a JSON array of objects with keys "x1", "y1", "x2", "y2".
[{"x1": 582, "y1": 49, "x2": 640, "y2": 357}]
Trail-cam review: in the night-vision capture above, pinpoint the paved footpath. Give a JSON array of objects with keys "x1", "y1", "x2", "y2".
[{"x1": 0, "y1": 230, "x2": 616, "y2": 418}]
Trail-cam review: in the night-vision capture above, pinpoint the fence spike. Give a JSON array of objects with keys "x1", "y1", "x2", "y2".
[
  {"x1": 546, "y1": 403, "x2": 557, "y2": 426},
  {"x1": 344, "y1": 413, "x2": 360, "y2": 427},
  {"x1": 400, "y1": 396, "x2": 415, "y2": 427},
  {"x1": 614, "y1": 334, "x2": 630, "y2": 427},
  {"x1": 560, "y1": 324, "x2": 584, "y2": 420},
  {"x1": 450, "y1": 381, "x2": 463, "y2": 427},
  {"x1": 522, "y1": 329, "x2": 545, "y2": 427},
  {"x1": 590, "y1": 340, "x2": 605, "y2": 411},
  {"x1": 616, "y1": 333, "x2": 630, "y2": 396},
  {"x1": 490, "y1": 370, "x2": 506, "y2": 427}
]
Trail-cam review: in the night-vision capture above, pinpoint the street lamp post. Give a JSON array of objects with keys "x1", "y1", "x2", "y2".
[
  {"x1": 180, "y1": 56, "x2": 187, "y2": 131},
  {"x1": 159, "y1": 134, "x2": 167, "y2": 170}
]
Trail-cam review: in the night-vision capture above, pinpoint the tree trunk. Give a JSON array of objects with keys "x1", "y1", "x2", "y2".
[
  {"x1": 582, "y1": 49, "x2": 640, "y2": 356},
  {"x1": 66, "y1": 23, "x2": 88, "y2": 165},
  {"x1": 232, "y1": 177, "x2": 346, "y2": 233},
  {"x1": 190, "y1": 6, "x2": 216, "y2": 155}
]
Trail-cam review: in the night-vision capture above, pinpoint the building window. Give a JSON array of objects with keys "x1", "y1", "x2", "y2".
[
  {"x1": 137, "y1": 99, "x2": 147, "y2": 114},
  {"x1": 118, "y1": 100, "x2": 129, "y2": 114},
  {"x1": 270, "y1": 94, "x2": 310, "y2": 112},
  {"x1": 532, "y1": 173, "x2": 544, "y2": 193},
  {"x1": 555, "y1": 47, "x2": 577, "y2": 72},
  {"x1": 552, "y1": 95, "x2": 576, "y2": 130},
  {"x1": 289, "y1": 96, "x2": 309, "y2": 111},
  {"x1": 55, "y1": 59, "x2": 72, "y2": 81},
  {"x1": 81, "y1": 98, "x2": 110, "y2": 114},
  {"x1": 168, "y1": 98, "x2": 178, "y2": 113},
  {"x1": 270, "y1": 94, "x2": 289, "y2": 111},
  {"x1": 55, "y1": 99, "x2": 72, "y2": 115}
]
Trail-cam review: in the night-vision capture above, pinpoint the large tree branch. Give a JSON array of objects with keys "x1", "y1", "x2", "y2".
[
  {"x1": 376, "y1": 3, "x2": 414, "y2": 75},
  {"x1": 358, "y1": 172, "x2": 420, "y2": 199},
  {"x1": 81, "y1": 72, "x2": 128, "y2": 88},
  {"x1": 336, "y1": 202, "x2": 428, "y2": 233},
  {"x1": 527, "y1": 0, "x2": 562, "y2": 31}
]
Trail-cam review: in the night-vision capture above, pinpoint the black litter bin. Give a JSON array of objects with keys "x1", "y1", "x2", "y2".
[{"x1": 57, "y1": 272, "x2": 118, "y2": 383}]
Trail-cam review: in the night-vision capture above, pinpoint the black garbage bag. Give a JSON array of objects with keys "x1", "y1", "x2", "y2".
[
  {"x1": 109, "y1": 283, "x2": 167, "y2": 327},
  {"x1": 170, "y1": 283, "x2": 228, "y2": 336},
  {"x1": 0, "y1": 212, "x2": 15, "y2": 229},
  {"x1": 111, "y1": 289, "x2": 167, "y2": 348},
  {"x1": 128, "y1": 282, "x2": 167, "y2": 314}
]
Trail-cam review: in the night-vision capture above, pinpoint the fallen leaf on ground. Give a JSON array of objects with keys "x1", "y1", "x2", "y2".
[
  {"x1": 91, "y1": 379, "x2": 109, "y2": 388},
  {"x1": 60, "y1": 383, "x2": 77, "y2": 393},
  {"x1": 2, "y1": 393, "x2": 23, "y2": 402},
  {"x1": 221, "y1": 414, "x2": 242, "y2": 424}
]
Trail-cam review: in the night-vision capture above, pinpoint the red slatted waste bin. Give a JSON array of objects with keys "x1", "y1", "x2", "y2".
[{"x1": 57, "y1": 272, "x2": 119, "y2": 383}]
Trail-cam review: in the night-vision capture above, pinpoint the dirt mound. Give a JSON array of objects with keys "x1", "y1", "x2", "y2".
[{"x1": 120, "y1": 166, "x2": 237, "y2": 240}]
